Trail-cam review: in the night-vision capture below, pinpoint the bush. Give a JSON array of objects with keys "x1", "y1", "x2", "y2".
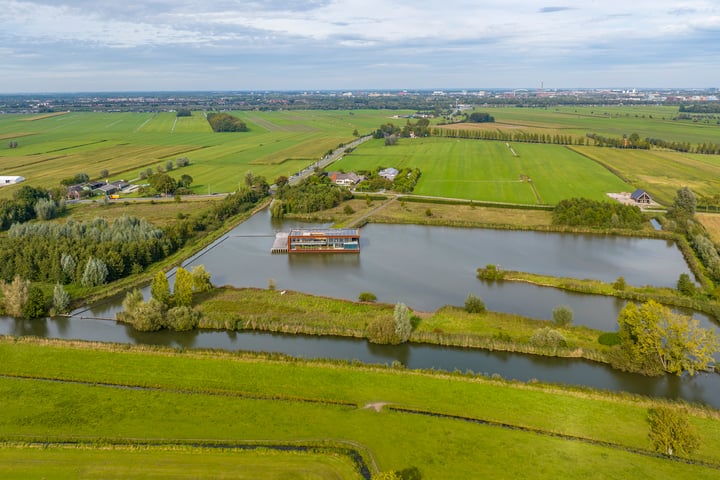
[
  {"x1": 367, "y1": 317, "x2": 397, "y2": 344},
  {"x1": 477, "y1": 264, "x2": 504, "y2": 281},
  {"x1": 358, "y1": 292, "x2": 377, "y2": 302},
  {"x1": 343, "y1": 204, "x2": 355, "y2": 215},
  {"x1": 552, "y1": 305, "x2": 573, "y2": 327},
  {"x1": 22, "y1": 285, "x2": 46, "y2": 319},
  {"x1": 530, "y1": 327, "x2": 567, "y2": 349},
  {"x1": 464, "y1": 294, "x2": 486, "y2": 313},
  {"x1": 676, "y1": 273, "x2": 696, "y2": 296},
  {"x1": 612, "y1": 276, "x2": 627, "y2": 291}
]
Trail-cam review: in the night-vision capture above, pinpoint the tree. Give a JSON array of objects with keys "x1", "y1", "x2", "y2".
[
  {"x1": 173, "y1": 267, "x2": 193, "y2": 307},
  {"x1": 151, "y1": 271, "x2": 172, "y2": 307},
  {"x1": 22, "y1": 285, "x2": 46, "y2": 319},
  {"x1": 60, "y1": 253, "x2": 76, "y2": 284},
  {"x1": 676, "y1": 273, "x2": 696, "y2": 296},
  {"x1": 616, "y1": 301, "x2": 719, "y2": 376},
  {"x1": 53, "y1": 283, "x2": 70, "y2": 314},
  {"x1": 552, "y1": 305, "x2": 573, "y2": 327},
  {"x1": 647, "y1": 407, "x2": 700, "y2": 456},
  {"x1": 394, "y1": 302, "x2": 412, "y2": 343},
  {"x1": 34, "y1": 198, "x2": 57, "y2": 220},
  {"x1": 116, "y1": 288, "x2": 144, "y2": 324},
  {"x1": 359, "y1": 292, "x2": 377, "y2": 302},
  {"x1": 166, "y1": 305, "x2": 200, "y2": 331},
  {"x1": 672, "y1": 186, "x2": 697, "y2": 217},
  {"x1": 0, "y1": 276, "x2": 30, "y2": 317},
  {"x1": 132, "y1": 299, "x2": 165, "y2": 332},
  {"x1": 81, "y1": 257, "x2": 108, "y2": 287},
  {"x1": 178, "y1": 174, "x2": 193, "y2": 188},
  {"x1": 464, "y1": 294, "x2": 486, "y2": 313},
  {"x1": 612, "y1": 276, "x2": 626, "y2": 291},
  {"x1": 191, "y1": 265, "x2": 213, "y2": 293},
  {"x1": 100, "y1": 169, "x2": 109, "y2": 178}
]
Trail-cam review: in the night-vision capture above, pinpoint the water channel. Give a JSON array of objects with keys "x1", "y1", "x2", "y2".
[{"x1": 2, "y1": 209, "x2": 719, "y2": 408}]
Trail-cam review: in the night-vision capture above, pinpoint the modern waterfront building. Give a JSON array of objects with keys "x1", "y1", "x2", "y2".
[{"x1": 286, "y1": 228, "x2": 360, "y2": 253}]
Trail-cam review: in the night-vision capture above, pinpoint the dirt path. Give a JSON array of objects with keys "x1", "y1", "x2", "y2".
[{"x1": 344, "y1": 196, "x2": 397, "y2": 228}]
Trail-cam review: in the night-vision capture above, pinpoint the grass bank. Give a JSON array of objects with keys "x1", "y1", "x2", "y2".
[
  {"x1": 194, "y1": 287, "x2": 613, "y2": 365},
  {"x1": 496, "y1": 270, "x2": 720, "y2": 320},
  {"x1": 0, "y1": 337, "x2": 719, "y2": 478}
]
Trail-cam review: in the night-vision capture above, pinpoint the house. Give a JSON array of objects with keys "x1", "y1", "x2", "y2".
[
  {"x1": 630, "y1": 189, "x2": 652, "y2": 204},
  {"x1": 0, "y1": 175, "x2": 25, "y2": 187},
  {"x1": 329, "y1": 172, "x2": 363, "y2": 187},
  {"x1": 111, "y1": 180, "x2": 131, "y2": 191},
  {"x1": 378, "y1": 167, "x2": 399, "y2": 181},
  {"x1": 94, "y1": 183, "x2": 119, "y2": 196}
]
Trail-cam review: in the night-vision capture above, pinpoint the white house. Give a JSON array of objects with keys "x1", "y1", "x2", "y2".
[
  {"x1": 0, "y1": 175, "x2": 25, "y2": 187},
  {"x1": 378, "y1": 168, "x2": 399, "y2": 181},
  {"x1": 330, "y1": 172, "x2": 363, "y2": 187}
]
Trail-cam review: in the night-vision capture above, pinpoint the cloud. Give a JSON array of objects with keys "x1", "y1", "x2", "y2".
[
  {"x1": 1, "y1": 0, "x2": 719, "y2": 91},
  {"x1": 538, "y1": 6, "x2": 573, "y2": 13}
]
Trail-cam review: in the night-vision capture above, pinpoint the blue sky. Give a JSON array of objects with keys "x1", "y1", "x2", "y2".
[{"x1": 1, "y1": 0, "x2": 719, "y2": 92}]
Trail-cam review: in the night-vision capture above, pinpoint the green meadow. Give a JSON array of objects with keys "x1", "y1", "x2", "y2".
[
  {"x1": 1, "y1": 337, "x2": 719, "y2": 479},
  {"x1": 0, "y1": 109, "x2": 407, "y2": 197},
  {"x1": 335, "y1": 137, "x2": 629, "y2": 204}
]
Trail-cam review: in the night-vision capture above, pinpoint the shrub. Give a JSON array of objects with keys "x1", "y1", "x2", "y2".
[
  {"x1": 166, "y1": 306, "x2": 200, "y2": 331},
  {"x1": 394, "y1": 302, "x2": 412, "y2": 343},
  {"x1": 477, "y1": 264, "x2": 504, "y2": 280},
  {"x1": 22, "y1": 285, "x2": 46, "y2": 319},
  {"x1": 552, "y1": 304, "x2": 573, "y2": 327},
  {"x1": 358, "y1": 292, "x2": 377, "y2": 302},
  {"x1": 612, "y1": 276, "x2": 627, "y2": 291},
  {"x1": 464, "y1": 294, "x2": 486, "y2": 313},
  {"x1": 530, "y1": 327, "x2": 567, "y2": 349},
  {"x1": 676, "y1": 273, "x2": 696, "y2": 296},
  {"x1": 367, "y1": 316, "x2": 397, "y2": 344},
  {"x1": 343, "y1": 204, "x2": 355, "y2": 215}
]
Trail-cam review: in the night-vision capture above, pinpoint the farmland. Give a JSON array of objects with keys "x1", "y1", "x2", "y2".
[
  {"x1": 0, "y1": 109, "x2": 409, "y2": 198},
  {"x1": 2, "y1": 337, "x2": 720, "y2": 479},
  {"x1": 1, "y1": 106, "x2": 719, "y2": 205},
  {"x1": 334, "y1": 137, "x2": 630, "y2": 204}
]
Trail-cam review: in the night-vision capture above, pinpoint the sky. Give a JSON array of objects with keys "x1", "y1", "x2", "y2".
[{"x1": 1, "y1": 0, "x2": 719, "y2": 93}]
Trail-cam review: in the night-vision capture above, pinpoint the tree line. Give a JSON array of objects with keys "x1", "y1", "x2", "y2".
[
  {"x1": 206, "y1": 112, "x2": 248, "y2": 132},
  {"x1": 551, "y1": 198, "x2": 645, "y2": 229},
  {"x1": 270, "y1": 175, "x2": 352, "y2": 218}
]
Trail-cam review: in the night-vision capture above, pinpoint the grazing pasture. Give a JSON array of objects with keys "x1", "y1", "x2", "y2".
[
  {"x1": 570, "y1": 146, "x2": 720, "y2": 205},
  {"x1": 335, "y1": 137, "x2": 629, "y2": 204},
  {"x1": 0, "y1": 110, "x2": 407, "y2": 198}
]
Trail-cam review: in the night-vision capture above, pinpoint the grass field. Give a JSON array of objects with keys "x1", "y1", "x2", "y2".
[
  {"x1": 1, "y1": 337, "x2": 719, "y2": 479},
  {"x1": 334, "y1": 137, "x2": 630, "y2": 204},
  {"x1": 0, "y1": 110, "x2": 408, "y2": 198},
  {"x1": 0, "y1": 445, "x2": 362, "y2": 480},
  {"x1": 2, "y1": 106, "x2": 718, "y2": 205},
  {"x1": 570, "y1": 146, "x2": 720, "y2": 205}
]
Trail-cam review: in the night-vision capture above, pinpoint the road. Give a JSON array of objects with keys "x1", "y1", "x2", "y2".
[{"x1": 288, "y1": 135, "x2": 373, "y2": 186}]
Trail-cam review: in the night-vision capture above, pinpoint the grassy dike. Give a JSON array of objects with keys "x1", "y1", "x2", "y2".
[
  {"x1": 0, "y1": 337, "x2": 719, "y2": 479},
  {"x1": 496, "y1": 270, "x2": 720, "y2": 320},
  {"x1": 193, "y1": 287, "x2": 614, "y2": 364}
]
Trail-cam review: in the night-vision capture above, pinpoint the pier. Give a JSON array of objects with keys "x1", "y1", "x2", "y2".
[{"x1": 271, "y1": 232, "x2": 289, "y2": 253}]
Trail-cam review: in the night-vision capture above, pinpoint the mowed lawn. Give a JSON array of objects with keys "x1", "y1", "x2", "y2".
[
  {"x1": 1, "y1": 338, "x2": 720, "y2": 479},
  {"x1": 335, "y1": 137, "x2": 630, "y2": 204}
]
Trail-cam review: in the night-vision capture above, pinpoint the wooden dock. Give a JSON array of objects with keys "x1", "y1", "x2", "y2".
[{"x1": 270, "y1": 232, "x2": 289, "y2": 253}]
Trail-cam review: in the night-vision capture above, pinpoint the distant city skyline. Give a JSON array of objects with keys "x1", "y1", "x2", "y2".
[{"x1": 2, "y1": 1, "x2": 719, "y2": 93}]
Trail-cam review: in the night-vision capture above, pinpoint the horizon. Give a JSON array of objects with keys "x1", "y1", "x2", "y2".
[{"x1": 2, "y1": 1, "x2": 719, "y2": 94}]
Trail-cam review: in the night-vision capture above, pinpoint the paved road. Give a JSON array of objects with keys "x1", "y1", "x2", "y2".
[{"x1": 288, "y1": 135, "x2": 373, "y2": 186}]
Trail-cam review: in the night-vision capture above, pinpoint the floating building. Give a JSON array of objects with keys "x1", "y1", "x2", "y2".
[{"x1": 281, "y1": 228, "x2": 360, "y2": 253}]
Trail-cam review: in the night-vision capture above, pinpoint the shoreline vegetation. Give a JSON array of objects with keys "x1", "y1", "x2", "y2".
[{"x1": 192, "y1": 286, "x2": 615, "y2": 365}]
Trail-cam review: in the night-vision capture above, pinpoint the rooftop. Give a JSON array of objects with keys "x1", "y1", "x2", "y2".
[{"x1": 288, "y1": 228, "x2": 359, "y2": 237}]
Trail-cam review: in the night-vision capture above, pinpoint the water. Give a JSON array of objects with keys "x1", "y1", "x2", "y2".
[
  {"x1": 2, "y1": 209, "x2": 718, "y2": 408},
  {"x1": 1, "y1": 315, "x2": 718, "y2": 408}
]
